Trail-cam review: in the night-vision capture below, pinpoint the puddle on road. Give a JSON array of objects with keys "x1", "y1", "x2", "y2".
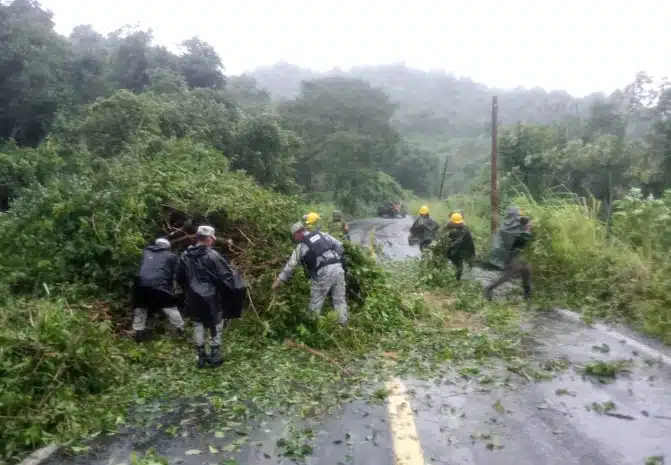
[{"x1": 42, "y1": 396, "x2": 291, "y2": 465}]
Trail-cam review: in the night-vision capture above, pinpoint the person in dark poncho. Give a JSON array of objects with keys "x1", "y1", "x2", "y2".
[
  {"x1": 132, "y1": 238, "x2": 185, "y2": 342},
  {"x1": 177, "y1": 225, "x2": 246, "y2": 368},
  {"x1": 409, "y1": 205, "x2": 439, "y2": 253},
  {"x1": 484, "y1": 206, "x2": 533, "y2": 301},
  {"x1": 443, "y1": 212, "x2": 476, "y2": 281}
]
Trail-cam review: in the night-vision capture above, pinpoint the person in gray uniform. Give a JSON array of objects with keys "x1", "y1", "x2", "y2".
[{"x1": 272, "y1": 221, "x2": 348, "y2": 325}]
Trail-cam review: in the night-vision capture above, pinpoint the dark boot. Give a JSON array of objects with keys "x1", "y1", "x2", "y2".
[
  {"x1": 196, "y1": 346, "x2": 208, "y2": 369},
  {"x1": 134, "y1": 330, "x2": 148, "y2": 343},
  {"x1": 209, "y1": 345, "x2": 223, "y2": 367},
  {"x1": 522, "y1": 265, "x2": 532, "y2": 301},
  {"x1": 483, "y1": 286, "x2": 493, "y2": 301}
]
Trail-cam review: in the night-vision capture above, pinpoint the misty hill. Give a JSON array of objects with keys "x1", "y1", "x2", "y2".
[{"x1": 247, "y1": 62, "x2": 600, "y2": 151}]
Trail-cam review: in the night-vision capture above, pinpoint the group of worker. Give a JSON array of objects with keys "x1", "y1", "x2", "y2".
[
  {"x1": 132, "y1": 225, "x2": 245, "y2": 368},
  {"x1": 408, "y1": 204, "x2": 533, "y2": 300},
  {"x1": 131, "y1": 210, "x2": 351, "y2": 369},
  {"x1": 131, "y1": 205, "x2": 532, "y2": 368}
]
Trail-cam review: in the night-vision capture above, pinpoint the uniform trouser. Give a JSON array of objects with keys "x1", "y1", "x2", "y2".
[
  {"x1": 132, "y1": 307, "x2": 185, "y2": 331},
  {"x1": 419, "y1": 240, "x2": 432, "y2": 253},
  {"x1": 193, "y1": 320, "x2": 226, "y2": 347},
  {"x1": 487, "y1": 256, "x2": 532, "y2": 298},
  {"x1": 309, "y1": 264, "x2": 348, "y2": 324},
  {"x1": 449, "y1": 257, "x2": 465, "y2": 280}
]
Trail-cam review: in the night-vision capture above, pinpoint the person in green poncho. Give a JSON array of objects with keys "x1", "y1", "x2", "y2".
[
  {"x1": 329, "y1": 210, "x2": 350, "y2": 241},
  {"x1": 483, "y1": 206, "x2": 533, "y2": 301},
  {"x1": 409, "y1": 205, "x2": 439, "y2": 254},
  {"x1": 443, "y1": 211, "x2": 475, "y2": 281}
]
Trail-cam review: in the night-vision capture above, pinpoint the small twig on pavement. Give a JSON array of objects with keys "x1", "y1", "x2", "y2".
[
  {"x1": 604, "y1": 412, "x2": 635, "y2": 420},
  {"x1": 285, "y1": 339, "x2": 353, "y2": 377}
]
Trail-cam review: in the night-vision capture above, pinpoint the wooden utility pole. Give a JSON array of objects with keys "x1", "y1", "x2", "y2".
[
  {"x1": 438, "y1": 155, "x2": 449, "y2": 200},
  {"x1": 490, "y1": 96, "x2": 499, "y2": 234}
]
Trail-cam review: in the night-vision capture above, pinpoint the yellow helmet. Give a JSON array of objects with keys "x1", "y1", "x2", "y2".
[
  {"x1": 450, "y1": 212, "x2": 464, "y2": 224},
  {"x1": 419, "y1": 205, "x2": 429, "y2": 215},
  {"x1": 303, "y1": 212, "x2": 320, "y2": 225}
]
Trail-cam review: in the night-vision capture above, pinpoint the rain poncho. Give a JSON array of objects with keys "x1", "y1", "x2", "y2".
[
  {"x1": 136, "y1": 244, "x2": 178, "y2": 294},
  {"x1": 486, "y1": 206, "x2": 532, "y2": 270},
  {"x1": 409, "y1": 215, "x2": 439, "y2": 246},
  {"x1": 177, "y1": 245, "x2": 246, "y2": 328},
  {"x1": 444, "y1": 223, "x2": 476, "y2": 263}
]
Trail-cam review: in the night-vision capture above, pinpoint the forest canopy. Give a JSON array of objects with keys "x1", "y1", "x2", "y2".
[{"x1": 3, "y1": 0, "x2": 670, "y2": 211}]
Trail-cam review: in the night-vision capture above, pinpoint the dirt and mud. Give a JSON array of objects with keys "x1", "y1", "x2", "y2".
[{"x1": 41, "y1": 216, "x2": 671, "y2": 465}]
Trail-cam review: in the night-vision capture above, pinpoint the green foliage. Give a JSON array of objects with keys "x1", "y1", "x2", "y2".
[
  {"x1": 332, "y1": 170, "x2": 405, "y2": 217},
  {"x1": 80, "y1": 90, "x2": 161, "y2": 157},
  {"x1": 498, "y1": 124, "x2": 645, "y2": 203},
  {"x1": 232, "y1": 114, "x2": 301, "y2": 193},
  {"x1": 612, "y1": 187, "x2": 671, "y2": 257},
  {"x1": 0, "y1": 123, "x2": 441, "y2": 462},
  {"x1": 0, "y1": 138, "x2": 300, "y2": 296},
  {"x1": 425, "y1": 192, "x2": 671, "y2": 344},
  {"x1": 0, "y1": 298, "x2": 129, "y2": 460},
  {"x1": 0, "y1": 140, "x2": 67, "y2": 209},
  {"x1": 279, "y1": 76, "x2": 410, "y2": 211},
  {"x1": 499, "y1": 195, "x2": 652, "y2": 324},
  {"x1": 0, "y1": 0, "x2": 71, "y2": 145}
]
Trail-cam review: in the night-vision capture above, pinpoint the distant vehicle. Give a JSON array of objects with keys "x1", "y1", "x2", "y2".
[{"x1": 377, "y1": 202, "x2": 407, "y2": 218}]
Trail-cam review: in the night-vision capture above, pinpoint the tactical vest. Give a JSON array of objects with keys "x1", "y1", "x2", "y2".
[{"x1": 301, "y1": 232, "x2": 341, "y2": 278}]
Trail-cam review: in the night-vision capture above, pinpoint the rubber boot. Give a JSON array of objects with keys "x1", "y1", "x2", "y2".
[
  {"x1": 196, "y1": 346, "x2": 208, "y2": 369},
  {"x1": 483, "y1": 286, "x2": 494, "y2": 301},
  {"x1": 523, "y1": 285, "x2": 532, "y2": 309},
  {"x1": 209, "y1": 345, "x2": 223, "y2": 367},
  {"x1": 134, "y1": 330, "x2": 148, "y2": 343}
]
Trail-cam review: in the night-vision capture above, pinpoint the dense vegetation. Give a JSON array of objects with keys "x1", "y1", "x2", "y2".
[
  {"x1": 250, "y1": 63, "x2": 669, "y2": 198},
  {"x1": 2, "y1": 0, "x2": 671, "y2": 464}
]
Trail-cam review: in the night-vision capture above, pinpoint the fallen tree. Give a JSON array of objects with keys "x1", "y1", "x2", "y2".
[{"x1": 0, "y1": 137, "x2": 430, "y2": 462}]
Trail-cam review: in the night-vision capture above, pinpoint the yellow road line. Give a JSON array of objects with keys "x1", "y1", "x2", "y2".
[{"x1": 386, "y1": 378, "x2": 425, "y2": 465}]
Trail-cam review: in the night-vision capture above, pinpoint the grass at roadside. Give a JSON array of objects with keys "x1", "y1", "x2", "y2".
[{"x1": 413, "y1": 190, "x2": 671, "y2": 346}]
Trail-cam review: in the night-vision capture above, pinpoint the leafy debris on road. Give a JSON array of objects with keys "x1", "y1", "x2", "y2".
[
  {"x1": 276, "y1": 426, "x2": 314, "y2": 462},
  {"x1": 645, "y1": 456, "x2": 664, "y2": 465},
  {"x1": 581, "y1": 360, "x2": 633, "y2": 383},
  {"x1": 585, "y1": 401, "x2": 635, "y2": 419},
  {"x1": 586, "y1": 401, "x2": 617, "y2": 414},
  {"x1": 555, "y1": 388, "x2": 576, "y2": 397},
  {"x1": 130, "y1": 449, "x2": 169, "y2": 465},
  {"x1": 592, "y1": 343, "x2": 611, "y2": 354}
]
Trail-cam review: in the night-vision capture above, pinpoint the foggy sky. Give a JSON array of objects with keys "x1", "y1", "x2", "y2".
[{"x1": 39, "y1": 0, "x2": 671, "y2": 97}]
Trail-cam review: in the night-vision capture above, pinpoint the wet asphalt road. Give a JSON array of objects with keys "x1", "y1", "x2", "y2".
[{"x1": 43, "y1": 217, "x2": 671, "y2": 465}]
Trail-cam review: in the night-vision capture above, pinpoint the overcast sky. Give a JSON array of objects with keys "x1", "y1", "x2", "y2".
[{"x1": 39, "y1": 0, "x2": 670, "y2": 97}]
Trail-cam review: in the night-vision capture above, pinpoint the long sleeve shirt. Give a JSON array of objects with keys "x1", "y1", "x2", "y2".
[{"x1": 278, "y1": 232, "x2": 344, "y2": 282}]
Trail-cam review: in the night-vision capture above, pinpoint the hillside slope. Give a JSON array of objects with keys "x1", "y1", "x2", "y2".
[{"x1": 247, "y1": 62, "x2": 600, "y2": 150}]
